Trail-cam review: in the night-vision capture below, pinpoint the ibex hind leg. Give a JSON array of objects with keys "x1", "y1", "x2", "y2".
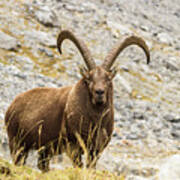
[
  {"x1": 38, "y1": 147, "x2": 51, "y2": 172},
  {"x1": 72, "y1": 151, "x2": 83, "y2": 168},
  {"x1": 86, "y1": 149, "x2": 100, "y2": 168},
  {"x1": 67, "y1": 147, "x2": 83, "y2": 168},
  {"x1": 9, "y1": 140, "x2": 29, "y2": 166}
]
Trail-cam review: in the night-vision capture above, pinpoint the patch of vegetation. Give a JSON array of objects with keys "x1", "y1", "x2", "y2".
[{"x1": 0, "y1": 158, "x2": 124, "y2": 180}]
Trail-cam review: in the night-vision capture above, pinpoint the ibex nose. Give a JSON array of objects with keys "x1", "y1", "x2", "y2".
[{"x1": 95, "y1": 90, "x2": 104, "y2": 95}]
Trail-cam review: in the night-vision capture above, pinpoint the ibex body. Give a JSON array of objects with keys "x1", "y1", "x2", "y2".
[{"x1": 5, "y1": 30, "x2": 150, "y2": 171}]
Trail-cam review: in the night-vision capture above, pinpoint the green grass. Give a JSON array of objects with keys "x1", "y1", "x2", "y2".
[{"x1": 0, "y1": 158, "x2": 124, "y2": 180}]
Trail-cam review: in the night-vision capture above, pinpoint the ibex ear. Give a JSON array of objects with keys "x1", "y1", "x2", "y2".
[
  {"x1": 109, "y1": 67, "x2": 117, "y2": 80},
  {"x1": 79, "y1": 66, "x2": 90, "y2": 79}
]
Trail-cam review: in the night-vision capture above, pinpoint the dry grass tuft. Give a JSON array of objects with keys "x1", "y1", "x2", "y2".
[{"x1": 0, "y1": 157, "x2": 125, "y2": 180}]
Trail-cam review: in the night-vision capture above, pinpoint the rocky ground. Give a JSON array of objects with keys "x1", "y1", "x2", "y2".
[{"x1": 0, "y1": 0, "x2": 180, "y2": 179}]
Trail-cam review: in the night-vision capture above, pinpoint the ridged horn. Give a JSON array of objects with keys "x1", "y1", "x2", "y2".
[
  {"x1": 57, "y1": 30, "x2": 96, "y2": 70},
  {"x1": 102, "y1": 36, "x2": 150, "y2": 70}
]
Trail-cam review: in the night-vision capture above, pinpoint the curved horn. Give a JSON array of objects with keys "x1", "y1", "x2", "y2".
[
  {"x1": 102, "y1": 36, "x2": 150, "y2": 70},
  {"x1": 57, "y1": 30, "x2": 96, "y2": 70}
]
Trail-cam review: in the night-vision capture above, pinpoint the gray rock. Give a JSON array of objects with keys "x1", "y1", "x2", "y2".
[
  {"x1": 166, "y1": 57, "x2": 179, "y2": 71},
  {"x1": 131, "y1": 167, "x2": 157, "y2": 178},
  {"x1": 140, "y1": 25, "x2": 149, "y2": 32},
  {"x1": 106, "y1": 20, "x2": 132, "y2": 37},
  {"x1": 133, "y1": 111, "x2": 145, "y2": 120},
  {"x1": 38, "y1": 47, "x2": 54, "y2": 57},
  {"x1": 174, "y1": 11, "x2": 180, "y2": 18},
  {"x1": 172, "y1": 123, "x2": 180, "y2": 130},
  {"x1": 163, "y1": 114, "x2": 177, "y2": 122},
  {"x1": 34, "y1": 6, "x2": 60, "y2": 27},
  {"x1": 24, "y1": 30, "x2": 56, "y2": 48},
  {"x1": 175, "y1": 45, "x2": 180, "y2": 50},
  {"x1": 112, "y1": 131, "x2": 122, "y2": 139},
  {"x1": 171, "y1": 129, "x2": 180, "y2": 139},
  {"x1": 157, "y1": 32, "x2": 173, "y2": 45},
  {"x1": 126, "y1": 133, "x2": 140, "y2": 140},
  {"x1": 0, "y1": 31, "x2": 20, "y2": 51},
  {"x1": 115, "y1": 74, "x2": 132, "y2": 94},
  {"x1": 14, "y1": 73, "x2": 27, "y2": 80}
]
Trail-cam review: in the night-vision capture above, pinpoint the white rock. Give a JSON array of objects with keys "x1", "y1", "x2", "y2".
[{"x1": 157, "y1": 154, "x2": 180, "y2": 180}]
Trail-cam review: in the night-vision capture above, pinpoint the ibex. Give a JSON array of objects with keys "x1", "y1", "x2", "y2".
[{"x1": 5, "y1": 30, "x2": 150, "y2": 171}]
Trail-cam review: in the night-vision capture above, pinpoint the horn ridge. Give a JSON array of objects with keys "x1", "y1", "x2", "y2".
[
  {"x1": 57, "y1": 30, "x2": 96, "y2": 70},
  {"x1": 102, "y1": 35, "x2": 150, "y2": 70}
]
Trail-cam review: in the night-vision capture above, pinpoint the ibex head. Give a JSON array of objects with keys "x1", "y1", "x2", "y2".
[
  {"x1": 57, "y1": 30, "x2": 150, "y2": 106},
  {"x1": 79, "y1": 66, "x2": 115, "y2": 105}
]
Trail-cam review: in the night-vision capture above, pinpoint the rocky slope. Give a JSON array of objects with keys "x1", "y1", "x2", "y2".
[{"x1": 0, "y1": 0, "x2": 180, "y2": 179}]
